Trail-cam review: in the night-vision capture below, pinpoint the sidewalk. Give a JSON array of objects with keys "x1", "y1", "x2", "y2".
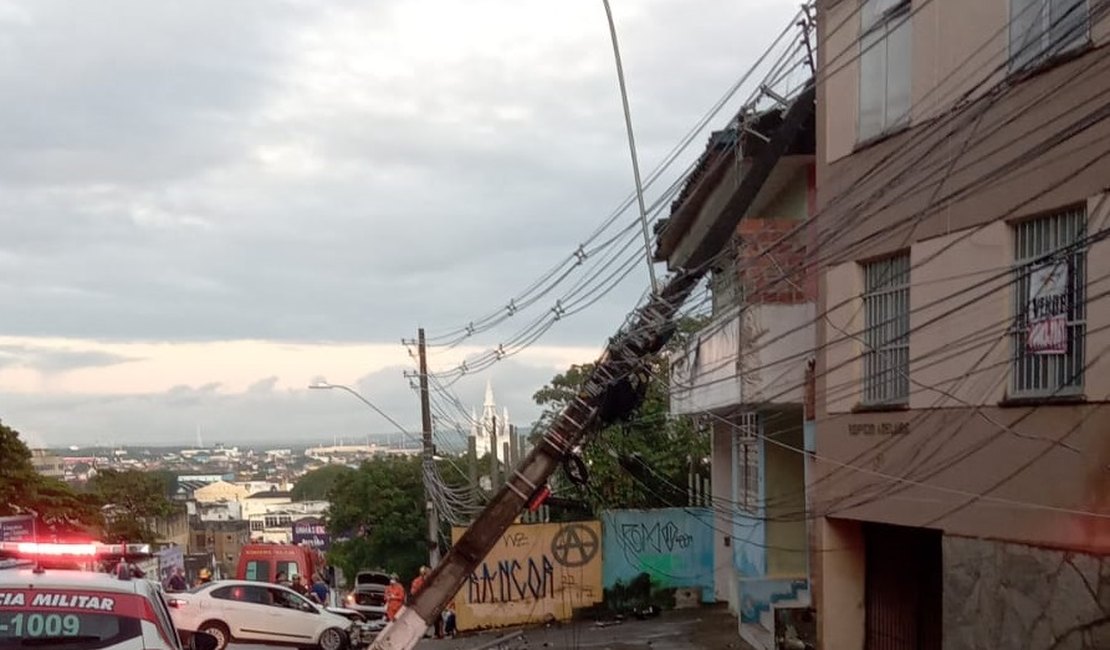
[{"x1": 414, "y1": 606, "x2": 755, "y2": 650}]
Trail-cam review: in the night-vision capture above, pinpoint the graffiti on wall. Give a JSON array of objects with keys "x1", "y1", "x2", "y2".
[
  {"x1": 451, "y1": 521, "x2": 603, "y2": 630},
  {"x1": 602, "y1": 508, "x2": 715, "y2": 603}
]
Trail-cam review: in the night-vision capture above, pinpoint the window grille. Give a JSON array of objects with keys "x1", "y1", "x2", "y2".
[
  {"x1": 734, "y1": 412, "x2": 760, "y2": 514},
  {"x1": 1011, "y1": 206, "x2": 1086, "y2": 397},
  {"x1": 1010, "y1": 0, "x2": 1089, "y2": 71},
  {"x1": 863, "y1": 253, "x2": 910, "y2": 405}
]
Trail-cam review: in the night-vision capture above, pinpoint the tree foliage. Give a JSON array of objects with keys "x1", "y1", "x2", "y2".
[
  {"x1": 0, "y1": 420, "x2": 99, "y2": 534},
  {"x1": 531, "y1": 317, "x2": 710, "y2": 513},
  {"x1": 88, "y1": 469, "x2": 178, "y2": 543},
  {"x1": 325, "y1": 456, "x2": 426, "y2": 584},
  {"x1": 292, "y1": 464, "x2": 354, "y2": 501}
]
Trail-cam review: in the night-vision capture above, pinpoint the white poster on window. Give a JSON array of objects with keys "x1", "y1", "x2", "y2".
[{"x1": 1026, "y1": 262, "x2": 1069, "y2": 354}]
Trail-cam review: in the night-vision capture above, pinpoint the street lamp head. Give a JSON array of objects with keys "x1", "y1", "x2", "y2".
[{"x1": 308, "y1": 380, "x2": 333, "y2": 390}]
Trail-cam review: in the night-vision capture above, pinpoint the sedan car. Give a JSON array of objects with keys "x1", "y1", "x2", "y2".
[
  {"x1": 342, "y1": 571, "x2": 390, "y2": 622},
  {"x1": 167, "y1": 580, "x2": 356, "y2": 650}
]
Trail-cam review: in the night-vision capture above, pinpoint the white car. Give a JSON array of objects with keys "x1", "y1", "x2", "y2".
[
  {"x1": 168, "y1": 580, "x2": 356, "y2": 650},
  {"x1": 0, "y1": 558, "x2": 217, "y2": 650}
]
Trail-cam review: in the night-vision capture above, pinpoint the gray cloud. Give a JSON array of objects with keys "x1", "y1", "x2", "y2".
[
  {"x1": 0, "y1": 0, "x2": 798, "y2": 345},
  {"x1": 0, "y1": 344, "x2": 138, "y2": 372},
  {"x1": 0, "y1": 359, "x2": 564, "y2": 448},
  {"x1": 0, "y1": 0, "x2": 798, "y2": 444}
]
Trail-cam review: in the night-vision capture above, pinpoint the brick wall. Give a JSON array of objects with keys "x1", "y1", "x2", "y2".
[{"x1": 735, "y1": 218, "x2": 812, "y2": 304}]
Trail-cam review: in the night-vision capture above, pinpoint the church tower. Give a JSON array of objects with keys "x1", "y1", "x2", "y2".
[{"x1": 470, "y1": 379, "x2": 511, "y2": 462}]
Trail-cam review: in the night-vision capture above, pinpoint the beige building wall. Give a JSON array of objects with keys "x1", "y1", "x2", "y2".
[
  {"x1": 763, "y1": 425, "x2": 807, "y2": 577},
  {"x1": 813, "y1": 518, "x2": 864, "y2": 650},
  {"x1": 710, "y1": 420, "x2": 736, "y2": 608},
  {"x1": 908, "y1": 221, "x2": 1011, "y2": 409},
  {"x1": 820, "y1": 0, "x2": 1110, "y2": 165},
  {"x1": 822, "y1": 261, "x2": 863, "y2": 414},
  {"x1": 193, "y1": 480, "x2": 250, "y2": 504}
]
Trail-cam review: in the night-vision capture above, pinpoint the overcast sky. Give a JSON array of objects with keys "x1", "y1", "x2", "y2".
[{"x1": 0, "y1": 0, "x2": 799, "y2": 448}]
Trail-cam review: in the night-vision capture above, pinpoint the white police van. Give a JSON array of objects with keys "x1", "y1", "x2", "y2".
[{"x1": 0, "y1": 541, "x2": 217, "y2": 650}]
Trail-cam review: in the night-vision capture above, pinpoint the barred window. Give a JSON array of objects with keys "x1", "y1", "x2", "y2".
[
  {"x1": 1011, "y1": 207, "x2": 1086, "y2": 397},
  {"x1": 1010, "y1": 0, "x2": 1089, "y2": 71},
  {"x1": 862, "y1": 254, "x2": 910, "y2": 405},
  {"x1": 733, "y1": 412, "x2": 760, "y2": 514}
]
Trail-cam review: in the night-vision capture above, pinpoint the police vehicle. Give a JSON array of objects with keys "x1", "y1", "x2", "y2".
[{"x1": 0, "y1": 541, "x2": 218, "y2": 650}]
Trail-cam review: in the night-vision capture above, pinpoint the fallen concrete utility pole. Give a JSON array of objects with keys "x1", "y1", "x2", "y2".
[
  {"x1": 369, "y1": 82, "x2": 815, "y2": 650},
  {"x1": 368, "y1": 270, "x2": 700, "y2": 650}
]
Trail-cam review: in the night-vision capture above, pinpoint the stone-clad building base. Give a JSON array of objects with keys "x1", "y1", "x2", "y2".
[{"x1": 944, "y1": 536, "x2": 1110, "y2": 650}]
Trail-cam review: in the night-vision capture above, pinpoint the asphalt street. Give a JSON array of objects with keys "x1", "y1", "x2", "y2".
[{"x1": 229, "y1": 606, "x2": 753, "y2": 650}]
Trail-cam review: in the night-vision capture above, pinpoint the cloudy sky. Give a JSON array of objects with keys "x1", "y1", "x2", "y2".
[{"x1": 0, "y1": 0, "x2": 799, "y2": 448}]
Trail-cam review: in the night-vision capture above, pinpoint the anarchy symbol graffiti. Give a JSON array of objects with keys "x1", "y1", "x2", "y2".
[{"x1": 550, "y1": 524, "x2": 599, "y2": 567}]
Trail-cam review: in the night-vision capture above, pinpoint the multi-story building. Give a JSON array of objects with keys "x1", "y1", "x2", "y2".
[
  {"x1": 247, "y1": 500, "x2": 329, "y2": 544},
  {"x1": 29, "y1": 449, "x2": 65, "y2": 480},
  {"x1": 812, "y1": 1, "x2": 1110, "y2": 648},
  {"x1": 188, "y1": 518, "x2": 251, "y2": 578},
  {"x1": 654, "y1": 64, "x2": 818, "y2": 646}
]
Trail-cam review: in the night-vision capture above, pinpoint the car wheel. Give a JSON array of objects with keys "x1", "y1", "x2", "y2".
[
  {"x1": 318, "y1": 626, "x2": 348, "y2": 650},
  {"x1": 198, "y1": 621, "x2": 231, "y2": 650}
]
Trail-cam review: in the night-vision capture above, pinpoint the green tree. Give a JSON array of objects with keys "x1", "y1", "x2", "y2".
[
  {"x1": 292, "y1": 465, "x2": 354, "y2": 501},
  {"x1": 325, "y1": 456, "x2": 426, "y2": 584},
  {"x1": 0, "y1": 420, "x2": 99, "y2": 534},
  {"x1": 531, "y1": 317, "x2": 709, "y2": 513},
  {"x1": 88, "y1": 469, "x2": 179, "y2": 543}
]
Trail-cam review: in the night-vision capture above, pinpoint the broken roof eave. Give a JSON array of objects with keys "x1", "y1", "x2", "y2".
[{"x1": 653, "y1": 83, "x2": 816, "y2": 272}]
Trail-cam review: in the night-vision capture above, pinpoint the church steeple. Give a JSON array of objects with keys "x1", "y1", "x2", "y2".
[{"x1": 469, "y1": 379, "x2": 512, "y2": 463}]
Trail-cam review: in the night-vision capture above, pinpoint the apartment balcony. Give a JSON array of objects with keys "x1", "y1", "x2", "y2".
[{"x1": 670, "y1": 301, "x2": 815, "y2": 415}]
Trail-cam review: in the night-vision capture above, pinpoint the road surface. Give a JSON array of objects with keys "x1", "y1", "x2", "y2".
[{"x1": 230, "y1": 605, "x2": 753, "y2": 649}]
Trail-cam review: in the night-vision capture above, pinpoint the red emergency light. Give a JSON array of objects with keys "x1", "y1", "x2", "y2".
[
  {"x1": 0, "y1": 541, "x2": 153, "y2": 558},
  {"x1": 15, "y1": 542, "x2": 97, "y2": 556}
]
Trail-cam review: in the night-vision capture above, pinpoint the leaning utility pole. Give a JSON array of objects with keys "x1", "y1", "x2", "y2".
[
  {"x1": 372, "y1": 272, "x2": 701, "y2": 649},
  {"x1": 370, "y1": 80, "x2": 816, "y2": 650},
  {"x1": 416, "y1": 328, "x2": 440, "y2": 568}
]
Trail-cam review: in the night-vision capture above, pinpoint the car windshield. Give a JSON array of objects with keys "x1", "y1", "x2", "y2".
[{"x1": 0, "y1": 590, "x2": 146, "y2": 650}]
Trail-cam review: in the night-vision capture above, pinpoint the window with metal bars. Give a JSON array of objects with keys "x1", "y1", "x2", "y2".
[
  {"x1": 1011, "y1": 206, "x2": 1087, "y2": 398},
  {"x1": 862, "y1": 253, "x2": 910, "y2": 405},
  {"x1": 733, "y1": 412, "x2": 760, "y2": 514}
]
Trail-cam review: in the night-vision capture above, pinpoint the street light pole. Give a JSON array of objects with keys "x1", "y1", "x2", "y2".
[
  {"x1": 308, "y1": 378, "x2": 440, "y2": 568},
  {"x1": 602, "y1": 0, "x2": 658, "y2": 296}
]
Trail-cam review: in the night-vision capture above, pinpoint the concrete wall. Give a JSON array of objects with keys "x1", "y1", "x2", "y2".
[
  {"x1": 601, "y1": 508, "x2": 715, "y2": 603},
  {"x1": 944, "y1": 536, "x2": 1110, "y2": 650},
  {"x1": 450, "y1": 521, "x2": 603, "y2": 631},
  {"x1": 711, "y1": 420, "x2": 735, "y2": 606},
  {"x1": 813, "y1": 518, "x2": 865, "y2": 650},
  {"x1": 764, "y1": 425, "x2": 807, "y2": 577}
]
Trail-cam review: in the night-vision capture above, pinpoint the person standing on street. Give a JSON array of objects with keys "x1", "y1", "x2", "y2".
[
  {"x1": 409, "y1": 566, "x2": 428, "y2": 599},
  {"x1": 385, "y1": 574, "x2": 405, "y2": 621},
  {"x1": 166, "y1": 567, "x2": 188, "y2": 593},
  {"x1": 311, "y1": 573, "x2": 330, "y2": 605},
  {"x1": 292, "y1": 574, "x2": 309, "y2": 596}
]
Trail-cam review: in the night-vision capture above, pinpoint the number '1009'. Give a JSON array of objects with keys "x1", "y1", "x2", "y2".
[{"x1": 9, "y1": 613, "x2": 81, "y2": 637}]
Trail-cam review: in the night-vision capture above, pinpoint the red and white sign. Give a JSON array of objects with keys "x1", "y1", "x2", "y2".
[
  {"x1": 1027, "y1": 262, "x2": 1069, "y2": 355},
  {"x1": 0, "y1": 590, "x2": 154, "y2": 620}
]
